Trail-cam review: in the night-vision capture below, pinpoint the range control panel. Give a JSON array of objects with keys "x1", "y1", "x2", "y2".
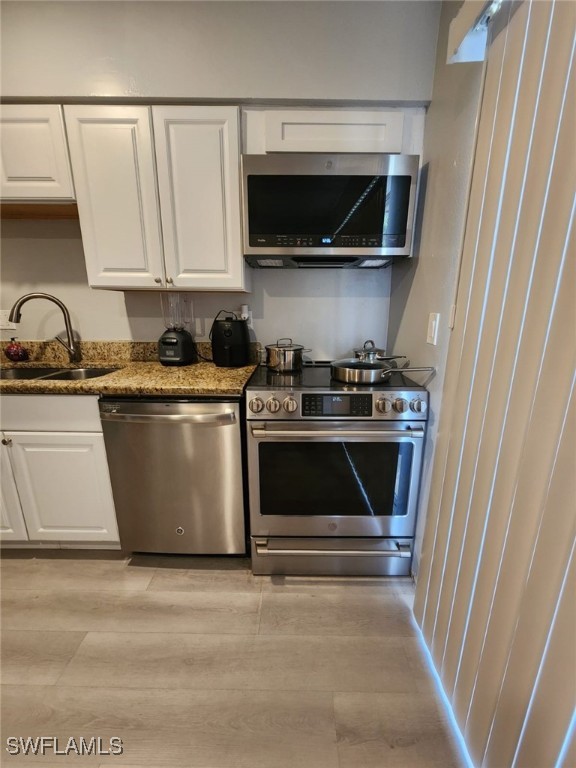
[{"x1": 246, "y1": 390, "x2": 429, "y2": 421}]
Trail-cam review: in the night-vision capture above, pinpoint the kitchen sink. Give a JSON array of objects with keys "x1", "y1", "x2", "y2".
[
  {"x1": 42, "y1": 368, "x2": 119, "y2": 380},
  {"x1": 0, "y1": 367, "x2": 60, "y2": 380},
  {"x1": 1, "y1": 367, "x2": 119, "y2": 381}
]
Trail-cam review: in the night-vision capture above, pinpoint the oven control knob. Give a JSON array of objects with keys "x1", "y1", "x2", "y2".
[
  {"x1": 266, "y1": 397, "x2": 281, "y2": 413},
  {"x1": 410, "y1": 398, "x2": 428, "y2": 414},
  {"x1": 249, "y1": 397, "x2": 265, "y2": 413},
  {"x1": 283, "y1": 396, "x2": 298, "y2": 413},
  {"x1": 393, "y1": 397, "x2": 409, "y2": 413},
  {"x1": 375, "y1": 397, "x2": 392, "y2": 414}
]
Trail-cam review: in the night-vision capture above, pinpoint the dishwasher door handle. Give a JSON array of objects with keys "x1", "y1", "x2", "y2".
[{"x1": 100, "y1": 411, "x2": 237, "y2": 425}]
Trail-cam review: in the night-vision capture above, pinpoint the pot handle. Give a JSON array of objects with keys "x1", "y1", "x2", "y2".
[
  {"x1": 376, "y1": 355, "x2": 407, "y2": 361},
  {"x1": 382, "y1": 366, "x2": 435, "y2": 378},
  {"x1": 275, "y1": 338, "x2": 293, "y2": 346}
]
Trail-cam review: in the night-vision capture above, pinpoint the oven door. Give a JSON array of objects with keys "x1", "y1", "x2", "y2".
[{"x1": 247, "y1": 420, "x2": 425, "y2": 538}]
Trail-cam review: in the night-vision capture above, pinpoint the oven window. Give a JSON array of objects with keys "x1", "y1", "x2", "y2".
[{"x1": 258, "y1": 441, "x2": 413, "y2": 516}]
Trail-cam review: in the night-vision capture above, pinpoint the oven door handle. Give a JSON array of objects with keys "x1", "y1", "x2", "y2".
[
  {"x1": 250, "y1": 427, "x2": 425, "y2": 439},
  {"x1": 254, "y1": 539, "x2": 412, "y2": 558}
]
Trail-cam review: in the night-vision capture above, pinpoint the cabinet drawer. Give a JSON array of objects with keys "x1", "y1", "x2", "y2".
[{"x1": 0, "y1": 395, "x2": 101, "y2": 432}]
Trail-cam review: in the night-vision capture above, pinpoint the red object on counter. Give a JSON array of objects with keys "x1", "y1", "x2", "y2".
[{"x1": 4, "y1": 338, "x2": 29, "y2": 362}]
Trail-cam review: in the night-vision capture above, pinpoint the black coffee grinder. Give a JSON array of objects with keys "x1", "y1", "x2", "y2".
[{"x1": 158, "y1": 293, "x2": 198, "y2": 366}]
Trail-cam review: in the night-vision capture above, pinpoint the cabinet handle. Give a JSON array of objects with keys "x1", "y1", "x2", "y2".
[
  {"x1": 166, "y1": 277, "x2": 174, "y2": 285},
  {"x1": 154, "y1": 277, "x2": 162, "y2": 284},
  {"x1": 2, "y1": 438, "x2": 12, "y2": 446}
]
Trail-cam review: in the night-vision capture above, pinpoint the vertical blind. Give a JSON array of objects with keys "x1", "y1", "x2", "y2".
[{"x1": 414, "y1": 1, "x2": 575, "y2": 767}]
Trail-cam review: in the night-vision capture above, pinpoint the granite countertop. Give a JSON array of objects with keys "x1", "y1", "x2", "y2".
[{"x1": 0, "y1": 341, "x2": 258, "y2": 397}]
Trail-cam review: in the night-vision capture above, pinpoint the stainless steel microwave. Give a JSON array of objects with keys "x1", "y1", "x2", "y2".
[{"x1": 241, "y1": 153, "x2": 420, "y2": 269}]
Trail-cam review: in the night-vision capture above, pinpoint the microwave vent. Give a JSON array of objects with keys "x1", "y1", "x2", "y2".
[
  {"x1": 358, "y1": 259, "x2": 389, "y2": 268},
  {"x1": 255, "y1": 258, "x2": 284, "y2": 267},
  {"x1": 245, "y1": 254, "x2": 391, "y2": 269}
]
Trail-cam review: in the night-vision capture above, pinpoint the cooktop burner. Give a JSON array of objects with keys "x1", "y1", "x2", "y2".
[{"x1": 247, "y1": 362, "x2": 425, "y2": 392}]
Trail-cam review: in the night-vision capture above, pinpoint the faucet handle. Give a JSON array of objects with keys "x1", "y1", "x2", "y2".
[{"x1": 55, "y1": 334, "x2": 81, "y2": 363}]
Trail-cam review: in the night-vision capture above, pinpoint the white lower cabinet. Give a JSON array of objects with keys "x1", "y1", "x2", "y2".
[
  {"x1": 0, "y1": 447, "x2": 28, "y2": 541},
  {"x1": 0, "y1": 396, "x2": 119, "y2": 546}
]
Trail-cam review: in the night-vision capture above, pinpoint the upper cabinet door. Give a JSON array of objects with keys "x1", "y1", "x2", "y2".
[
  {"x1": 0, "y1": 105, "x2": 75, "y2": 199},
  {"x1": 264, "y1": 109, "x2": 405, "y2": 153},
  {"x1": 64, "y1": 105, "x2": 165, "y2": 289},
  {"x1": 153, "y1": 106, "x2": 249, "y2": 291}
]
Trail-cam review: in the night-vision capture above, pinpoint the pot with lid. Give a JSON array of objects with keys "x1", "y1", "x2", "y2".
[
  {"x1": 332, "y1": 340, "x2": 433, "y2": 384},
  {"x1": 265, "y1": 338, "x2": 311, "y2": 373},
  {"x1": 353, "y1": 339, "x2": 387, "y2": 362}
]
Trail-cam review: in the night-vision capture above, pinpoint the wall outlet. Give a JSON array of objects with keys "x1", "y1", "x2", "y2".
[
  {"x1": 236, "y1": 306, "x2": 253, "y2": 328},
  {"x1": 427, "y1": 313, "x2": 440, "y2": 345},
  {"x1": 0, "y1": 310, "x2": 17, "y2": 331}
]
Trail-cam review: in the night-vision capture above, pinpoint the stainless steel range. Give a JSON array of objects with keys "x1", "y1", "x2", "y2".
[{"x1": 246, "y1": 363, "x2": 429, "y2": 576}]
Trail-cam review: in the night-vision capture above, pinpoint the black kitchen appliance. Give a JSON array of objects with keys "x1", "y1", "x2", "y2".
[
  {"x1": 210, "y1": 311, "x2": 250, "y2": 367},
  {"x1": 158, "y1": 328, "x2": 197, "y2": 366},
  {"x1": 158, "y1": 293, "x2": 198, "y2": 366}
]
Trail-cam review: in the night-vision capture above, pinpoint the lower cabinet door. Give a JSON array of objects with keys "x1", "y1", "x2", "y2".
[
  {"x1": 7, "y1": 432, "x2": 119, "y2": 542},
  {"x1": 0, "y1": 444, "x2": 28, "y2": 541}
]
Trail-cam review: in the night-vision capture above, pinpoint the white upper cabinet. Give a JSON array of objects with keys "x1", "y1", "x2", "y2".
[
  {"x1": 262, "y1": 109, "x2": 405, "y2": 153},
  {"x1": 64, "y1": 105, "x2": 166, "y2": 288},
  {"x1": 0, "y1": 105, "x2": 75, "y2": 199},
  {"x1": 153, "y1": 106, "x2": 248, "y2": 291},
  {"x1": 65, "y1": 104, "x2": 248, "y2": 292}
]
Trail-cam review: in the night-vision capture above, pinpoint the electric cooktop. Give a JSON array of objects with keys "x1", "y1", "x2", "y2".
[{"x1": 247, "y1": 362, "x2": 426, "y2": 392}]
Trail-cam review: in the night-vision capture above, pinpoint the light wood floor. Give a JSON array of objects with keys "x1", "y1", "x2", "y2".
[{"x1": 1, "y1": 551, "x2": 463, "y2": 767}]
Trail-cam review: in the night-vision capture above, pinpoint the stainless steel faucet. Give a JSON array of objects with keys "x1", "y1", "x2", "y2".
[{"x1": 8, "y1": 293, "x2": 81, "y2": 363}]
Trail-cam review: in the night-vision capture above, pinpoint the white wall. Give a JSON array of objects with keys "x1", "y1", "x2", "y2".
[
  {"x1": 0, "y1": 219, "x2": 390, "y2": 360},
  {"x1": 0, "y1": 1, "x2": 441, "y2": 103},
  {"x1": 387, "y1": 1, "x2": 484, "y2": 572}
]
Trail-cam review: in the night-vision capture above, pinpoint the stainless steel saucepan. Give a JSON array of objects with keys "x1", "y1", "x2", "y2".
[{"x1": 266, "y1": 338, "x2": 311, "y2": 373}]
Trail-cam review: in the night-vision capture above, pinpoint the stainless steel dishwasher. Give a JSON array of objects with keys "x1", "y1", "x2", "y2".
[{"x1": 99, "y1": 399, "x2": 245, "y2": 554}]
